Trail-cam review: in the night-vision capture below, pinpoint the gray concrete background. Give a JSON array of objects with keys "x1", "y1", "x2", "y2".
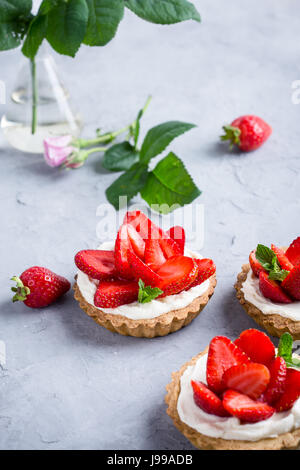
[{"x1": 1, "y1": 0, "x2": 300, "y2": 450}]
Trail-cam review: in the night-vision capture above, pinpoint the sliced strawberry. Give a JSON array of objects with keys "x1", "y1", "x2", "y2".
[
  {"x1": 94, "y1": 279, "x2": 139, "y2": 308},
  {"x1": 124, "y1": 210, "x2": 165, "y2": 241},
  {"x1": 222, "y1": 363, "x2": 270, "y2": 400},
  {"x1": 114, "y1": 224, "x2": 134, "y2": 279},
  {"x1": 285, "y1": 237, "x2": 300, "y2": 266},
  {"x1": 281, "y1": 265, "x2": 300, "y2": 300},
  {"x1": 249, "y1": 250, "x2": 265, "y2": 277},
  {"x1": 144, "y1": 238, "x2": 166, "y2": 272},
  {"x1": 167, "y1": 226, "x2": 185, "y2": 254},
  {"x1": 223, "y1": 390, "x2": 275, "y2": 423},
  {"x1": 156, "y1": 256, "x2": 198, "y2": 296},
  {"x1": 262, "y1": 357, "x2": 287, "y2": 405},
  {"x1": 206, "y1": 336, "x2": 250, "y2": 394},
  {"x1": 127, "y1": 224, "x2": 145, "y2": 259},
  {"x1": 189, "y1": 258, "x2": 216, "y2": 288},
  {"x1": 270, "y1": 244, "x2": 294, "y2": 271},
  {"x1": 259, "y1": 271, "x2": 292, "y2": 304},
  {"x1": 234, "y1": 329, "x2": 275, "y2": 366},
  {"x1": 75, "y1": 250, "x2": 117, "y2": 281},
  {"x1": 127, "y1": 249, "x2": 162, "y2": 287},
  {"x1": 159, "y1": 236, "x2": 182, "y2": 259},
  {"x1": 191, "y1": 380, "x2": 230, "y2": 417},
  {"x1": 274, "y1": 368, "x2": 300, "y2": 412}
]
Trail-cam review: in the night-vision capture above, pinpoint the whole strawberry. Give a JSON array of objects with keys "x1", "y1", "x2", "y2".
[
  {"x1": 11, "y1": 267, "x2": 70, "y2": 308},
  {"x1": 221, "y1": 115, "x2": 272, "y2": 151}
]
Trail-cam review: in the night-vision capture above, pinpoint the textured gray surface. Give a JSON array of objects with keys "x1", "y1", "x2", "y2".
[{"x1": 0, "y1": 0, "x2": 300, "y2": 450}]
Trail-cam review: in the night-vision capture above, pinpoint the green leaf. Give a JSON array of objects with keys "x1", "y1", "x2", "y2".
[
  {"x1": 22, "y1": 14, "x2": 47, "y2": 59},
  {"x1": 126, "y1": 0, "x2": 200, "y2": 24},
  {"x1": 0, "y1": 0, "x2": 32, "y2": 50},
  {"x1": 139, "y1": 121, "x2": 196, "y2": 164},
  {"x1": 138, "y1": 279, "x2": 163, "y2": 303},
  {"x1": 0, "y1": 0, "x2": 32, "y2": 21},
  {"x1": 106, "y1": 163, "x2": 148, "y2": 209},
  {"x1": 84, "y1": 0, "x2": 124, "y2": 46},
  {"x1": 277, "y1": 332, "x2": 300, "y2": 370},
  {"x1": 38, "y1": 0, "x2": 58, "y2": 15},
  {"x1": 46, "y1": 0, "x2": 89, "y2": 57},
  {"x1": 255, "y1": 244, "x2": 290, "y2": 282},
  {"x1": 268, "y1": 269, "x2": 289, "y2": 282},
  {"x1": 141, "y1": 152, "x2": 201, "y2": 214},
  {"x1": 278, "y1": 332, "x2": 293, "y2": 363},
  {"x1": 102, "y1": 142, "x2": 139, "y2": 172},
  {"x1": 255, "y1": 244, "x2": 275, "y2": 270}
]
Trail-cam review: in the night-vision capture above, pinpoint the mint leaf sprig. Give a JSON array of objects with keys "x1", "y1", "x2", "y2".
[
  {"x1": 138, "y1": 279, "x2": 163, "y2": 304},
  {"x1": 104, "y1": 105, "x2": 201, "y2": 214},
  {"x1": 277, "y1": 332, "x2": 300, "y2": 369},
  {"x1": 255, "y1": 244, "x2": 289, "y2": 282}
]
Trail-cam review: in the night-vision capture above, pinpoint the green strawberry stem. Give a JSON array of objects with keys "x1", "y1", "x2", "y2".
[
  {"x1": 220, "y1": 125, "x2": 241, "y2": 149},
  {"x1": 30, "y1": 58, "x2": 38, "y2": 135},
  {"x1": 11, "y1": 276, "x2": 30, "y2": 302}
]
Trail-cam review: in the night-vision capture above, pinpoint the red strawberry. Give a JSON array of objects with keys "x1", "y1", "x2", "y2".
[
  {"x1": 144, "y1": 238, "x2": 166, "y2": 272},
  {"x1": 94, "y1": 279, "x2": 139, "y2": 308},
  {"x1": 259, "y1": 271, "x2": 292, "y2": 304},
  {"x1": 221, "y1": 115, "x2": 272, "y2": 152},
  {"x1": 222, "y1": 363, "x2": 270, "y2": 400},
  {"x1": 274, "y1": 368, "x2": 300, "y2": 412},
  {"x1": 285, "y1": 237, "x2": 300, "y2": 266},
  {"x1": 156, "y1": 256, "x2": 198, "y2": 296},
  {"x1": 159, "y1": 236, "x2": 181, "y2": 259},
  {"x1": 281, "y1": 266, "x2": 300, "y2": 300},
  {"x1": 114, "y1": 224, "x2": 134, "y2": 279},
  {"x1": 191, "y1": 380, "x2": 230, "y2": 417},
  {"x1": 270, "y1": 244, "x2": 293, "y2": 271},
  {"x1": 75, "y1": 250, "x2": 117, "y2": 281},
  {"x1": 189, "y1": 258, "x2": 216, "y2": 288},
  {"x1": 167, "y1": 226, "x2": 185, "y2": 254},
  {"x1": 206, "y1": 336, "x2": 250, "y2": 394},
  {"x1": 262, "y1": 357, "x2": 287, "y2": 405},
  {"x1": 234, "y1": 329, "x2": 275, "y2": 366},
  {"x1": 124, "y1": 210, "x2": 164, "y2": 241},
  {"x1": 11, "y1": 267, "x2": 70, "y2": 308},
  {"x1": 127, "y1": 249, "x2": 162, "y2": 287},
  {"x1": 249, "y1": 250, "x2": 265, "y2": 277},
  {"x1": 114, "y1": 224, "x2": 145, "y2": 279},
  {"x1": 223, "y1": 390, "x2": 275, "y2": 423}
]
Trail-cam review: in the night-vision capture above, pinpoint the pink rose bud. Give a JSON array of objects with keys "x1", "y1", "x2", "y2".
[{"x1": 43, "y1": 135, "x2": 75, "y2": 167}]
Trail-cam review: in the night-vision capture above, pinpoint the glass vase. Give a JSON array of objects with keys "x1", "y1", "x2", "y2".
[{"x1": 1, "y1": 44, "x2": 82, "y2": 154}]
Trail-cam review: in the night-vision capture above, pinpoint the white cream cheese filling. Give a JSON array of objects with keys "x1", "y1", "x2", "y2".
[
  {"x1": 177, "y1": 351, "x2": 300, "y2": 441},
  {"x1": 76, "y1": 241, "x2": 211, "y2": 321},
  {"x1": 241, "y1": 269, "x2": 300, "y2": 322}
]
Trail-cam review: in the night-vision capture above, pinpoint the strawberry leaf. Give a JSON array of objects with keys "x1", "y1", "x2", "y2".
[
  {"x1": 141, "y1": 152, "x2": 201, "y2": 214},
  {"x1": 138, "y1": 279, "x2": 163, "y2": 303}
]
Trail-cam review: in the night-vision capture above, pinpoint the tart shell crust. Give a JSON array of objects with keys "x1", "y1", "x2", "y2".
[
  {"x1": 165, "y1": 349, "x2": 300, "y2": 450},
  {"x1": 73, "y1": 275, "x2": 216, "y2": 338},
  {"x1": 235, "y1": 264, "x2": 300, "y2": 340}
]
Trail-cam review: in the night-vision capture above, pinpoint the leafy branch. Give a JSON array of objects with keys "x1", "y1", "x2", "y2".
[{"x1": 103, "y1": 99, "x2": 200, "y2": 214}]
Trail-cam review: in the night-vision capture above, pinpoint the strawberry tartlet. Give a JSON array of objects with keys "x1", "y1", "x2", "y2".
[
  {"x1": 73, "y1": 211, "x2": 216, "y2": 338},
  {"x1": 235, "y1": 240, "x2": 300, "y2": 339},
  {"x1": 166, "y1": 329, "x2": 300, "y2": 450}
]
